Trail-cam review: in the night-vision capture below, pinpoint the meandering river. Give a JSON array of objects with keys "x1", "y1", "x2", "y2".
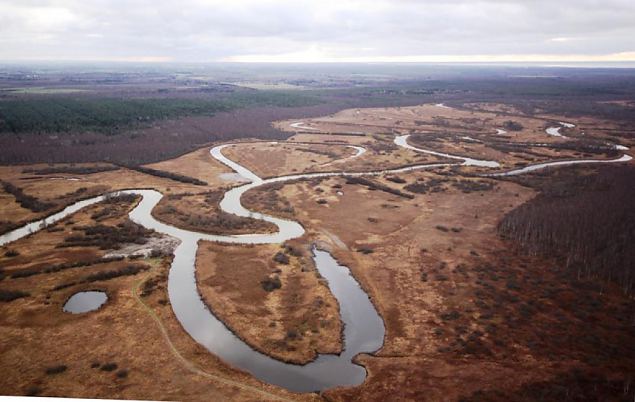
[{"x1": 0, "y1": 129, "x2": 631, "y2": 392}]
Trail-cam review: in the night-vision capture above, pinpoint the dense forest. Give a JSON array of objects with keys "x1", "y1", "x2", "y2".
[
  {"x1": 2, "y1": 68, "x2": 635, "y2": 165},
  {"x1": 499, "y1": 165, "x2": 635, "y2": 294},
  {"x1": 0, "y1": 91, "x2": 320, "y2": 135}
]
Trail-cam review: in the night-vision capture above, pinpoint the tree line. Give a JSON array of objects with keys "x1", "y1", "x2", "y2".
[{"x1": 499, "y1": 165, "x2": 635, "y2": 294}]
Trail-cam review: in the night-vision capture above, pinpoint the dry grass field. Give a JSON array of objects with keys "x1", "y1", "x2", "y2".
[{"x1": 1, "y1": 102, "x2": 633, "y2": 401}]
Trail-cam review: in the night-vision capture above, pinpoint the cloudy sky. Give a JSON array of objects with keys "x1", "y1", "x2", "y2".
[{"x1": 1, "y1": 0, "x2": 634, "y2": 63}]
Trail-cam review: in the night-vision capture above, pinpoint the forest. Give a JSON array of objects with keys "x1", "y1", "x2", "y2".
[
  {"x1": 0, "y1": 91, "x2": 320, "y2": 135},
  {"x1": 2, "y1": 67, "x2": 635, "y2": 165},
  {"x1": 499, "y1": 165, "x2": 635, "y2": 294}
]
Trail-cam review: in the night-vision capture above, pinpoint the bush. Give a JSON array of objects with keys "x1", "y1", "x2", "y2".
[
  {"x1": 284, "y1": 244, "x2": 304, "y2": 257},
  {"x1": 82, "y1": 265, "x2": 148, "y2": 283},
  {"x1": 100, "y1": 363, "x2": 118, "y2": 372},
  {"x1": 385, "y1": 176, "x2": 407, "y2": 184},
  {"x1": 1, "y1": 180, "x2": 54, "y2": 212},
  {"x1": 4, "y1": 249, "x2": 19, "y2": 257},
  {"x1": 120, "y1": 165, "x2": 207, "y2": 186},
  {"x1": 10, "y1": 256, "x2": 125, "y2": 280},
  {"x1": 45, "y1": 365, "x2": 67, "y2": 375},
  {"x1": 261, "y1": 276, "x2": 282, "y2": 292},
  {"x1": 0, "y1": 289, "x2": 30, "y2": 302},
  {"x1": 60, "y1": 221, "x2": 152, "y2": 250},
  {"x1": 116, "y1": 369, "x2": 128, "y2": 379},
  {"x1": 503, "y1": 120, "x2": 524, "y2": 131},
  {"x1": 286, "y1": 329, "x2": 299, "y2": 339},
  {"x1": 25, "y1": 386, "x2": 42, "y2": 396},
  {"x1": 273, "y1": 252, "x2": 290, "y2": 265},
  {"x1": 10, "y1": 268, "x2": 39, "y2": 279},
  {"x1": 440, "y1": 311, "x2": 461, "y2": 321},
  {"x1": 345, "y1": 176, "x2": 414, "y2": 199},
  {"x1": 23, "y1": 165, "x2": 119, "y2": 175},
  {"x1": 452, "y1": 180, "x2": 495, "y2": 193},
  {"x1": 404, "y1": 178, "x2": 446, "y2": 194}
]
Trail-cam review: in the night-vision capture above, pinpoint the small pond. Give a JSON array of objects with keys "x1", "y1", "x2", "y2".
[{"x1": 63, "y1": 291, "x2": 108, "y2": 314}]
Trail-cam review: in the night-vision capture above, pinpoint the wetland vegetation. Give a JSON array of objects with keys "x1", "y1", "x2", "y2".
[{"x1": 1, "y1": 63, "x2": 634, "y2": 401}]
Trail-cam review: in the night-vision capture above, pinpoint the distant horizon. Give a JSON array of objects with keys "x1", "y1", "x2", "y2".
[{"x1": 2, "y1": 60, "x2": 635, "y2": 69}]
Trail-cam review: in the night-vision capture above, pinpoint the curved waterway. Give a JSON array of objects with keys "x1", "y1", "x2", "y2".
[
  {"x1": 393, "y1": 134, "x2": 632, "y2": 176},
  {"x1": 0, "y1": 129, "x2": 632, "y2": 392},
  {"x1": 394, "y1": 134, "x2": 501, "y2": 168},
  {"x1": 0, "y1": 145, "x2": 456, "y2": 392},
  {"x1": 290, "y1": 121, "x2": 320, "y2": 131}
]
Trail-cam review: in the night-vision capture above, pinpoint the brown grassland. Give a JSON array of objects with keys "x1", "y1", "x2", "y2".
[{"x1": 1, "y1": 101, "x2": 633, "y2": 401}]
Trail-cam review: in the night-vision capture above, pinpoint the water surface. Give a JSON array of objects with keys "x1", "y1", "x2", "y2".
[{"x1": 63, "y1": 291, "x2": 108, "y2": 314}]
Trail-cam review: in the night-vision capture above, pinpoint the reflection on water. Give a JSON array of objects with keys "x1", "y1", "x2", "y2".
[{"x1": 166, "y1": 244, "x2": 384, "y2": 392}]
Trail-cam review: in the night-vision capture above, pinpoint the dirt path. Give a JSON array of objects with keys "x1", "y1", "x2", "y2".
[{"x1": 131, "y1": 274, "x2": 299, "y2": 402}]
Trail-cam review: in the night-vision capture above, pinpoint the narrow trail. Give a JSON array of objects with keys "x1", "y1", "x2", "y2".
[{"x1": 131, "y1": 274, "x2": 297, "y2": 402}]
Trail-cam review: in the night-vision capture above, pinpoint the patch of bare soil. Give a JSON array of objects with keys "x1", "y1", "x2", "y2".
[{"x1": 195, "y1": 241, "x2": 342, "y2": 364}]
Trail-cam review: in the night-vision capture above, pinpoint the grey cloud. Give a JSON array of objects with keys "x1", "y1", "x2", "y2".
[{"x1": 0, "y1": 0, "x2": 633, "y2": 61}]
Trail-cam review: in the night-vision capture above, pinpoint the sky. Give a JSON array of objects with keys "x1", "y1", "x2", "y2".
[{"x1": 0, "y1": 0, "x2": 634, "y2": 63}]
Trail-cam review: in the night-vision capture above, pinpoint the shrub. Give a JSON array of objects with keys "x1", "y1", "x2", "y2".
[
  {"x1": 60, "y1": 221, "x2": 152, "y2": 250},
  {"x1": 82, "y1": 265, "x2": 148, "y2": 283},
  {"x1": 0, "y1": 289, "x2": 30, "y2": 302},
  {"x1": 261, "y1": 276, "x2": 282, "y2": 292},
  {"x1": 10, "y1": 268, "x2": 39, "y2": 278},
  {"x1": 4, "y1": 249, "x2": 19, "y2": 257},
  {"x1": 441, "y1": 311, "x2": 461, "y2": 321},
  {"x1": 45, "y1": 365, "x2": 67, "y2": 375},
  {"x1": 286, "y1": 329, "x2": 299, "y2": 340},
  {"x1": 23, "y1": 165, "x2": 119, "y2": 175},
  {"x1": 385, "y1": 176, "x2": 407, "y2": 184},
  {"x1": 435, "y1": 225, "x2": 449, "y2": 232},
  {"x1": 273, "y1": 252, "x2": 290, "y2": 265},
  {"x1": 503, "y1": 120, "x2": 524, "y2": 131},
  {"x1": 345, "y1": 176, "x2": 414, "y2": 199},
  {"x1": 25, "y1": 386, "x2": 42, "y2": 396},
  {"x1": 404, "y1": 178, "x2": 446, "y2": 194},
  {"x1": 452, "y1": 180, "x2": 495, "y2": 193},
  {"x1": 116, "y1": 369, "x2": 128, "y2": 379},
  {"x1": 120, "y1": 165, "x2": 207, "y2": 186},
  {"x1": 1, "y1": 180, "x2": 54, "y2": 212},
  {"x1": 284, "y1": 244, "x2": 303, "y2": 257},
  {"x1": 100, "y1": 363, "x2": 118, "y2": 372}
]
